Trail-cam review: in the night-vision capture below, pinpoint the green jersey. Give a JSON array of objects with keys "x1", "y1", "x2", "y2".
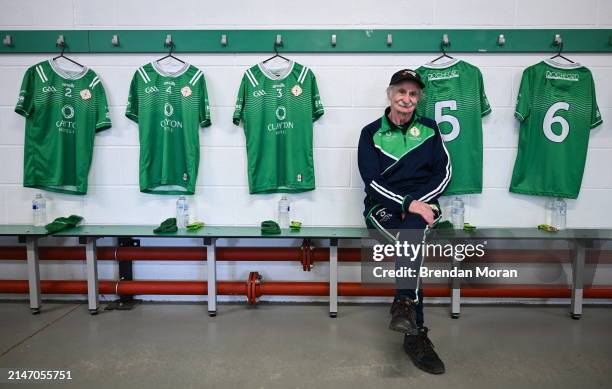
[
  {"x1": 416, "y1": 59, "x2": 491, "y2": 195},
  {"x1": 14, "y1": 60, "x2": 111, "y2": 195},
  {"x1": 510, "y1": 60, "x2": 602, "y2": 199},
  {"x1": 233, "y1": 61, "x2": 324, "y2": 194},
  {"x1": 126, "y1": 62, "x2": 211, "y2": 195}
]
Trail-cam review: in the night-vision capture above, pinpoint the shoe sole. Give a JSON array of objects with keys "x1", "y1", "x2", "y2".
[
  {"x1": 412, "y1": 360, "x2": 445, "y2": 375},
  {"x1": 389, "y1": 322, "x2": 419, "y2": 335}
]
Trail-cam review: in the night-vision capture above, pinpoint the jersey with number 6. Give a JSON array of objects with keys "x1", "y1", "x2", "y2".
[
  {"x1": 126, "y1": 62, "x2": 211, "y2": 195},
  {"x1": 233, "y1": 61, "x2": 324, "y2": 194},
  {"x1": 510, "y1": 60, "x2": 602, "y2": 199},
  {"x1": 416, "y1": 59, "x2": 491, "y2": 195},
  {"x1": 15, "y1": 60, "x2": 111, "y2": 195}
]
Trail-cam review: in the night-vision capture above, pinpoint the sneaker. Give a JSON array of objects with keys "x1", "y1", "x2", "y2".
[
  {"x1": 389, "y1": 298, "x2": 418, "y2": 335},
  {"x1": 404, "y1": 327, "x2": 445, "y2": 375}
]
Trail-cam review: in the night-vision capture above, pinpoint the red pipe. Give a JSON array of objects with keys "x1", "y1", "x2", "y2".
[
  {"x1": 1, "y1": 246, "x2": 611, "y2": 263},
  {"x1": 1, "y1": 280, "x2": 612, "y2": 299}
]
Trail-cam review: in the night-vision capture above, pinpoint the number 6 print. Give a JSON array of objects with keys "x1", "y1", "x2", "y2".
[{"x1": 543, "y1": 102, "x2": 570, "y2": 143}]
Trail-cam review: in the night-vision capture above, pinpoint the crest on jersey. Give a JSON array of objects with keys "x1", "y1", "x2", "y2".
[
  {"x1": 62, "y1": 105, "x2": 75, "y2": 120},
  {"x1": 181, "y1": 86, "x2": 192, "y2": 97},
  {"x1": 291, "y1": 85, "x2": 302, "y2": 97},
  {"x1": 275, "y1": 106, "x2": 287, "y2": 121},
  {"x1": 409, "y1": 126, "x2": 421, "y2": 137},
  {"x1": 80, "y1": 89, "x2": 92, "y2": 100},
  {"x1": 164, "y1": 103, "x2": 174, "y2": 117}
]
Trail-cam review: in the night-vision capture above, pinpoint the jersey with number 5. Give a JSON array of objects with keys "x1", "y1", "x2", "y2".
[
  {"x1": 416, "y1": 59, "x2": 491, "y2": 195},
  {"x1": 510, "y1": 60, "x2": 602, "y2": 199}
]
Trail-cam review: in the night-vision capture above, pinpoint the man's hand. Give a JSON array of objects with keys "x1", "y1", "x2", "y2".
[{"x1": 407, "y1": 200, "x2": 435, "y2": 226}]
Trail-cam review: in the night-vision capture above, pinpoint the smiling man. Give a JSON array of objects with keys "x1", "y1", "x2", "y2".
[{"x1": 357, "y1": 69, "x2": 452, "y2": 375}]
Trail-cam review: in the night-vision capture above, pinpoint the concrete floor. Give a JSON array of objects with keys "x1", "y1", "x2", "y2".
[{"x1": 0, "y1": 302, "x2": 611, "y2": 389}]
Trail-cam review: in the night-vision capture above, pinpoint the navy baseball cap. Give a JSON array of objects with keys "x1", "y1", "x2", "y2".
[{"x1": 389, "y1": 69, "x2": 425, "y2": 89}]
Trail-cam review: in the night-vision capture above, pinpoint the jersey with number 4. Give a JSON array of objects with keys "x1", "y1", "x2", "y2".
[
  {"x1": 510, "y1": 60, "x2": 602, "y2": 199},
  {"x1": 15, "y1": 60, "x2": 111, "y2": 195},
  {"x1": 126, "y1": 62, "x2": 211, "y2": 195},
  {"x1": 416, "y1": 59, "x2": 491, "y2": 195},
  {"x1": 233, "y1": 61, "x2": 324, "y2": 194}
]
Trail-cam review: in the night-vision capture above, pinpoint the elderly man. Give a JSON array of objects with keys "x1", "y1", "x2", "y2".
[{"x1": 357, "y1": 69, "x2": 451, "y2": 374}]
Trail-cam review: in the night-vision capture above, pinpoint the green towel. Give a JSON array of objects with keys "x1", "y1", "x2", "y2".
[
  {"x1": 538, "y1": 224, "x2": 558, "y2": 233},
  {"x1": 186, "y1": 221, "x2": 205, "y2": 231},
  {"x1": 261, "y1": 220, "x2": 281, "y2": 235},
  {"x1": 463, "y1": 223, "x2": 477, "y2": 231},
  {"x1": 434, "y1": 220, "x2": 454, "y2": 230},
  {"x1": 154, "y1": 218, "x2": 178, "y2": 234},
  {"x1": 45, "y1": 215, "x2": 83, "y2": 234}
]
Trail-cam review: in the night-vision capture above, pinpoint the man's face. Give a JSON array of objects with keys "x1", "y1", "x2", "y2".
[{"x1": 388, "y1": 81, "x2": 422, "y2": 116}]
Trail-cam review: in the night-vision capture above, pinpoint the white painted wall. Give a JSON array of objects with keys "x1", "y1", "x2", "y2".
[{"x1": 1, "y1": 0, "x2": 611, "y2": 302}]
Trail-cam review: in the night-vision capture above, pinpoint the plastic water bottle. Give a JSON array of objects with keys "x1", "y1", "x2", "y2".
[
  {"x1": 451, "y1": 197, "x2": 464, "y2": 230},
  {"x1": 176, "y1": 196, "x2": 189, "y2": 229},
  {"x1": 545, "y1": 198, "x2": 554, "y2": 225},
  {"x1": 551, "y1": 198, "x2": 567, "y2": 230},
  {"x1": 277, "y1": 195, "x2": 290, "y2": 229},
  {"x1": 32, "y1": 193, "x2": 47, "y2": 227}
]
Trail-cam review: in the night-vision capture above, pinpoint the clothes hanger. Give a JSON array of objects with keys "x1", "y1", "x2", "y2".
[
  {"x1": 156, "y1": 41, "x2": 186, "y2": 65},
  {"x1": 52, "y1": 42, "x2": 85, "y2": 69},
  {"x1": 549, "y1": 42, "x2": 575, "y2": 64},
  {"x1": 263, "y1": 40, "x2": 290, "y2": 64},
  {"x1": 427, "y1": 42, "x2": 455, "y2": 65}
]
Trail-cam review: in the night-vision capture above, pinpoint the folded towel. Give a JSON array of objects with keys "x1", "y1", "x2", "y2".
[
  {"x1": 154, "y1": 218, "x2": 178, "y2": 234},
  {"x1": 45, "y1": 215, "x2": 83, "y2": 234}
]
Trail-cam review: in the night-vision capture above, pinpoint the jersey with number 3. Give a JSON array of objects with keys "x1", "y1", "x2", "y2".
[
  {"x1": 15, "y1": 60, "x2": 111, "y2": 195},
  {"x1": 233, "y1": 61, "x2": 324, "y2": 194},
  {"x1": 416, "y1": 59, "x2": 491, "y2": 195},
  {"x1": 510, "y1": 60, "x2": 602, "y2": 199}
]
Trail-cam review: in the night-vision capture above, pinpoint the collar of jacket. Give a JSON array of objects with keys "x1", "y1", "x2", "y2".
[{"x1": 382, "y1": 106, "x2": 419, "y2": 132}]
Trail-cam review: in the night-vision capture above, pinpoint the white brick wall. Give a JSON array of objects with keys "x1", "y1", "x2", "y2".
[{"x1": 1, "y1": 0, "x2": 611, "y2": 300}]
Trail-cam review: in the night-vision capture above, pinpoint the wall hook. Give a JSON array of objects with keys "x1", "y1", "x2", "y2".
[
  {"x1": 387, "y1": 33, "x2": 393, "y2": 46},
  {"x1": 220, "y1": 34, "x2": 228, "y2": 47},
  {"x1": 331, "y1": 34, "x2": 337, "y2": 47},
  {"x1": 442, "y1": 33, "x2": 450, "y2": 48},
  {"x1": 553, "y1": 34, "x2": 563, "y2": 47},
  {"x1": 497, "y1": 34, "x2": 505, "y2": 46},
  {"x1": 56, "y1": 34, "x2": 65, "y2": 48},
  {"x1": 275, "y1": 34, "x2": 283, "y2": 47},
  {"x1": 165, "y1": 34, "x2": 173, "y2": 48},
  {"x1": 2, "y1": 34, "x2": 12, "y2": 47},
  {"x1": 111, "y1": 34, "x2": 120, "y2": 47}
]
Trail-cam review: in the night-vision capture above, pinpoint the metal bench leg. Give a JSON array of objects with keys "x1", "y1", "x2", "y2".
[
  {"x1": 451, "y1": 256, "x2": 461, "y2": 319},
  {"x1": 26, "y1": 237, "x2": 41, "y2": 314},
  {"x1": 86, "y1": 237, "x2": 99, "y2": 315},
  {"x1": 570, "y1": 239, "x2": 587, "y2": 320},
  {"x1": 329, "y1": 238, "x2": 338, "y2": 318},
  {"x1": 206, "y1": 238, "x2": 217, "y2": 316}
]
